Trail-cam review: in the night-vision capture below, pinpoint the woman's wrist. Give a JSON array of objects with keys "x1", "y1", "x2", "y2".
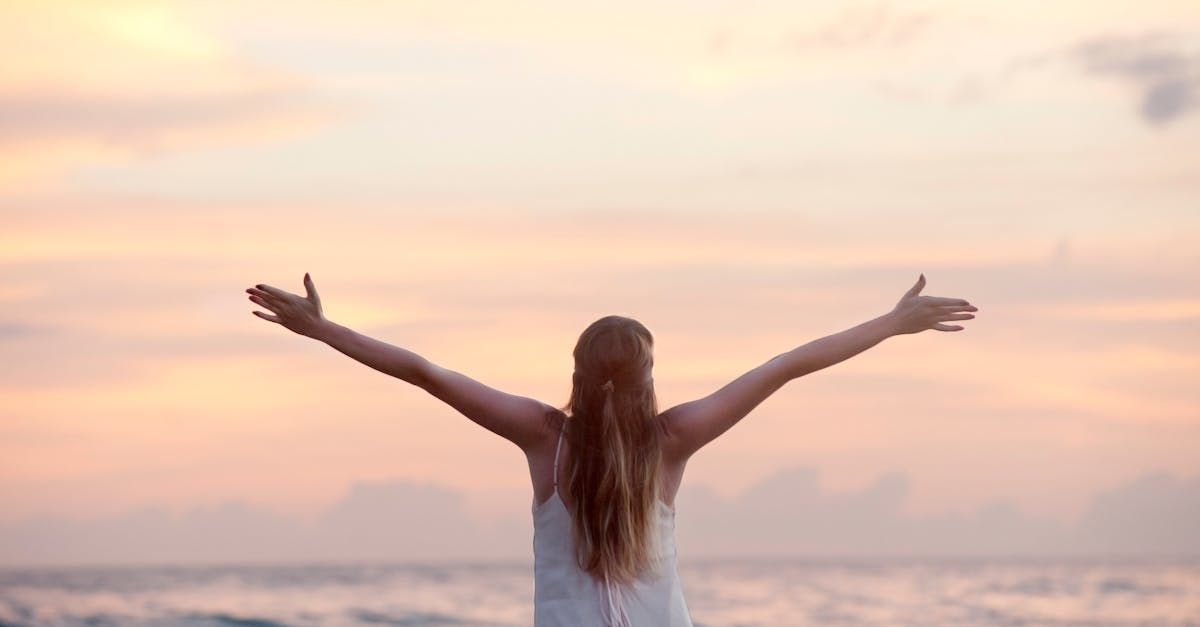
[
  {"x1": 877, "y1": 310, "x2": 904, "y2": 337},
  {"x1": 309, "y1": 318, "x2": 344, "y2": 344}
]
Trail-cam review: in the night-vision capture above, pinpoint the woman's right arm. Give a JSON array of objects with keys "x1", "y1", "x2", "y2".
[
  {"x1": 659, "y1": 274, "x2": 977, "y2": 461},
  {"x1": 247, "y1": 274, "x2": 554, "y2": 453}
]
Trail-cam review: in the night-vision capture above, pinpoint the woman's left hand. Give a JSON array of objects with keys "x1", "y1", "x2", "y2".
[{"x1": 246, "y1": 272, "x2": 327, "y2": 338}]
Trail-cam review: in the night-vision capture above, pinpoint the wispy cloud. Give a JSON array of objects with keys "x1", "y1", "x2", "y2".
[
  {"x1": 1069, "y1": 31, "x2": 1200, "y2": 125},
  {"x1": 0, "y1": 87, "x2": 336, "y2": 151},
  {"x1": 0, "y1": 322, "x2": 43, "y2": 339},
  {"x1": 993, "y1": 30, "x2": 1200, "y2": 126},
  {"x1": 785, "y1": 3, "x2": 939, "y2": 51},
  {"x1": 0, "y1": 1, "x2": 341, "y2": 190}
]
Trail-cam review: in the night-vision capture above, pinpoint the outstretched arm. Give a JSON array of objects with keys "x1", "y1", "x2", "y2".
[
  {"x1": 246, "y1": 274, "x2": 552, "y2": 453},
  {"x1": 660, "y1": 274, "x2": 977, "y2": 461}
]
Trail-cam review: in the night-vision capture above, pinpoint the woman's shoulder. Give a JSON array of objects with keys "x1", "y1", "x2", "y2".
[{"x1": 541, "y1": 406, "x2": 568, "y2": 429}]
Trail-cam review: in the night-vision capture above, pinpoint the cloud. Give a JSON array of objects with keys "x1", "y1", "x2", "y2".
[
  {"x1": 890, "y1": 29, "x2": 1200, "y2": 124},
  {"x1": 786, "y1": 3, "x2": 938, "y2": 51},
  {"x1": 0, "y1": 323, "x2": 43, "y2": 339},
  {"x1": 995, "y1": 30, "x2": 1200, "y2": 126},
  {"x1": 673, "y1": 467, "x2": 1194, "y2": 557},
  {"x1": 683, "y1": 467, "x2": 1200, "y2": 557},
  {"x1": 0, "y1": 84, "x2": 340, "y2": 192},
  {"x1": 0, "y1": 479, "x2": 527, "y2": 566},
  {"x1": 1075, "y1": 472, "x2": 1200, "y2": 554},
  {"x1": 0, "y1": 2, "x2": 342, "y2": 190},
  {"x1": 675, "y1": 468, "x2": 1067, "y2": 557},
  {"x1": 0, "y1": 87, "x2": 334, "y2": 151},
  {"x1": 1, "y1": 469, "x2": 1196, "y2": 566},
  {"x1": 311, "y1": 481, "x2": 493, "y2": 562},
  {"x1": 1068, "y1": 31, "x2": 1200, "y2": 125}
]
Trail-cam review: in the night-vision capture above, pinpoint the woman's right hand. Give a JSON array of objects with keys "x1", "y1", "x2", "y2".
[{"x1": 890, "y1": 273, "x2": 977, "y2": 334}]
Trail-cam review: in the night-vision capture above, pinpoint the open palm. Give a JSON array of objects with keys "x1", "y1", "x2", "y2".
[
  {"x1": 890, "y1": 273, "x2": 977, "y2": 334},
  {"x1": 245, "y1": 273, "x2": 327, "y2": 338}
]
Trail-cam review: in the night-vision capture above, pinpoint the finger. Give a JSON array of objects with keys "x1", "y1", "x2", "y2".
[
  {"x1": 252, "y1": 310, "x2": 282, "y2": 324},
  {"x1": 303, "y1": 272, "x2": 321, "y2": 307},
  {"x1": 932, "y1": 322, "x2": 964, "y2": 331},
  {"x1": 255, "y1": 283, "x2": 294, "y2": 301},
  {"x1": 246, "y1": 287, "x2": 282, "y2": 304},
  {"x1": 924, "y1": 296, "x2": 970, "y2": 306},
  {"x1": 904, "y1": 273, "x2": 925, "y2": 297},
  {"x1": 935, "y1": 313, "x2": 975, "y2": 321},
  {"x1": 248, "y1": 294, "x2": 280, "y2": 313},
  {"x1": 936, "y1": 303, "x2": 978, "y2": 312}
]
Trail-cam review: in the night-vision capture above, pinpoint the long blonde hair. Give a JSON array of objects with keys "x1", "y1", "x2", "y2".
[{"x1": 549, "y1": 315, "x2": 665, "y2": 586}]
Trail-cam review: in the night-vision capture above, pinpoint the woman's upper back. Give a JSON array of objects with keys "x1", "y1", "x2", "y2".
[{"x1": 528, "y1": 412, "x2": 687, "y2": 514}]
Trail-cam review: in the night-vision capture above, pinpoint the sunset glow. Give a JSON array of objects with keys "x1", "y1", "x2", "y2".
[{"x1": 1, "y1": 1, "x2": 1198, "y2": 565}]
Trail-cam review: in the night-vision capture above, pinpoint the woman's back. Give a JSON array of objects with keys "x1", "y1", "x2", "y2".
[{"x1": 532, "y1": 418, "x2": 694, "y2": 627}]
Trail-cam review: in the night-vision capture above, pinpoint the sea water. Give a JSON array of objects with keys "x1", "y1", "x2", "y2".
[{"x1": 1, "y1": 558, "x2": 1197, "y2": 626}]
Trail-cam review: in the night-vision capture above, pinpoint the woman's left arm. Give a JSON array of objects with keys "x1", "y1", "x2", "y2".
[{"x1": 247, "y1": 275, "x2": 553, "y2": 452}]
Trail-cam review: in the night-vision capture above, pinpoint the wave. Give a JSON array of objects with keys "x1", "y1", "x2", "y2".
[{"x1": 183, "y1": 612, "x2": 293, "y2": 627}]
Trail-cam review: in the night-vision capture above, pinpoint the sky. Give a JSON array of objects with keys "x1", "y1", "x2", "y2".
[{"x1": 1, "y1": 0, "x2": 1198, "y2": 564}]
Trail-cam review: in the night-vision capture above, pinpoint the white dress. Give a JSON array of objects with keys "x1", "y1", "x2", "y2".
[{"x1": 531, "y1": 419, "x2": 694, "y2": 626}]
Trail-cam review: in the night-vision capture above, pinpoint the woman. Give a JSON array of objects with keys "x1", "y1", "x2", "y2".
[{"x1": 245, "y1": 272, "x2": 976, "y2": 626}]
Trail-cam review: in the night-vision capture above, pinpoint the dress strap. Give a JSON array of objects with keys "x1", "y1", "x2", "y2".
[{"x1": 552, "y1": 418, "x2": 565, "y2": 489}]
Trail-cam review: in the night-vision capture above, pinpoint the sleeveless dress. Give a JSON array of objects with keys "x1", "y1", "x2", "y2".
[{"x1": 532, "y1": 419, "x2": 694, "y2": 627}]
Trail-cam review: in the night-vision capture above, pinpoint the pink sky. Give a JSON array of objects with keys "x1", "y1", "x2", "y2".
[{"x1": 1, "y1": 1, "x2": 1198, "y2": 544}]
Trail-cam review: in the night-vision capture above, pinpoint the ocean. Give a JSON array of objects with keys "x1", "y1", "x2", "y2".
[{"x1": 1, "y1": 558, "x2": 1196, "y2": 626}]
